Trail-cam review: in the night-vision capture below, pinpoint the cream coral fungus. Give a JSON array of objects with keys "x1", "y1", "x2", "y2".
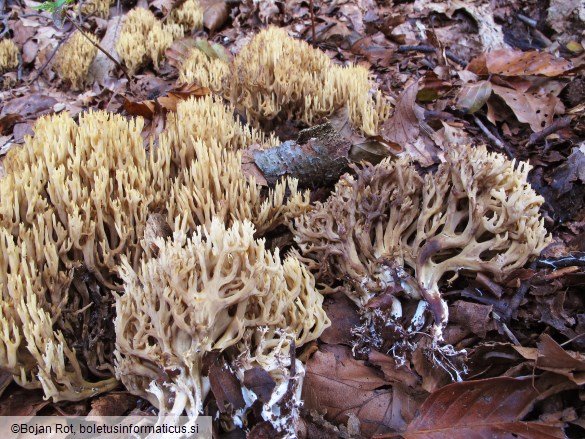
[
  {"x1": 169, "y1": 0, "x2": 203, "y2": 30},
  {"x1": 117, "y1": 3, "x2": 202, "y2": 74},
  {"x1": 0, "y1": 96, "x2": 310, "y2": 402},
  {"x1": 77, "y1": 0, "x2": 110, "y2": 18},
  {"x1": 223, "y1": 26, "x2": 391, "y2": 135},
  {"x1": 163, "y1": 96, "x2": 308, "y2": 234},
  {"x1": 54, "y1": 31, "x2": 98, "y2": 90},
  {"x1": 147, "y1": 22, "x2": 185, "y2": 70},
  {"x1": 0, "y1": 39, "x2": 18, "y2": 73},
  {"x1": 115, "y1": 7, "x2": 156, "y2": 74},
  {"x1": 293, "y1": 145, "x2": 551, "y2": 343},
  {"x1": 179, "y1": 48, "x2": 229, "y2": 93},
  {"x1": 0, "y1": 111, "x2": 164, "y2": 401},
  {"x1": 114, "y1": 219, "x2": 329, "y2": 429}
]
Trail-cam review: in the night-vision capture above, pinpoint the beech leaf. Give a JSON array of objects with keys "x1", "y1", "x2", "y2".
[
  {"x1": 486, "y1": 49, "x2": 573, "y2": 77},
  {"x1": 402, "y1": 377, "x2": 568, "y2": 439},
  {"x1": 456, "y1": 80, "x2": 492, "y2": 114}
]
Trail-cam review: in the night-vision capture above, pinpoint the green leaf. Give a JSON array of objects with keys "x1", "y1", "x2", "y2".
[{"x1": 32, "y1": 0, "x2": 73, "y2": 13}]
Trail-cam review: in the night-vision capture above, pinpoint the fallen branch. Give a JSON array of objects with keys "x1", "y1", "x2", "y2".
[
  {"x1": 242, "y1": 122, "x2": 351, "y2": 187},
  {"x1": 527, "y1": 116, "x2": 572, "y2": 146}
]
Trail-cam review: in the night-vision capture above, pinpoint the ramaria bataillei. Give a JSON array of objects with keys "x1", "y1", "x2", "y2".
[{"x1": 293, "y1": 144, "x2": 551, "y2": 350}]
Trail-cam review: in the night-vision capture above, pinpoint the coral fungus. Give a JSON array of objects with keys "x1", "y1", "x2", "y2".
[
  {"x1": 293, "y1": 145, "x2": 551, "y2": 342},
  {"x1": 0, "y1": 39, "x2": 18, "y2": 73}
]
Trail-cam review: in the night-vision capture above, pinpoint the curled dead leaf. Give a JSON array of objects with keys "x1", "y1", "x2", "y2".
[
  {"x1": 456, "y1": 80, "x2": 492, "y2": 114},
  {"x1": 486, "y1": 49, "x2": 573, "y2": 77}
]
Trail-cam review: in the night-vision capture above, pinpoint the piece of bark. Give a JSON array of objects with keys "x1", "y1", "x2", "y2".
[{"x1": 247, "y1": 122, "x2": 351, "y2": 187}]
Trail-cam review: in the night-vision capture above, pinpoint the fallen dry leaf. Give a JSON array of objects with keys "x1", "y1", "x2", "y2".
[
  {"x1": 209, "y1": 360, "x2": 245, "y2": 413},
  {"x1": 449, "y1": 300, "x2": 493, "y2": 338},
  {"x1": 381, "y1": 80, "x2": 423, "y2": 147},
  {"x1": 123, "y1": 98, "x2": 156, "y2": 119},
  {"x1": 486, "y1": 49, "x2": 573, "y2": 77},
  {"x1": 513, "y1": 334, "x2": 585, "y2": 385},
  {"x1": 0, "y1": 114, "x2": 23, "y2": 135},
  {"x1": 243, "y1": 367, "x2": 276, "y2": 403},
  {"x1": 367, "y1": 349, "x2": 420, "y2": 388},
  {"x1": 400, "y1": 376, "x2": 570, "y2": 439},
  {"x1": 202, "y1": 0, "x2": 229, "y2": 33},
  {"x1": 1, "y1": 94, "x2": 57, "y2": 118},
  {"x1": 88, "y1": 16, "x2": 123, "y2": 88},
  {"x1": 303, "y1": 344, "x2": 411, "y2": 437},
  {"x1": 456, "y1": 80, "x2": 492, "y2": 114},
  {"x1": 319, "y1": 292, "x2": 362, "y2": 346},
  {"x1": 88, "y1": 393, "x2": 139, "y2": 417},
  {"x1": 380, "y1": 80, "x2": 440, "y2": 166},
  {"x1": 0, "y1": 387, "x2": 49, "y2": 416},
  {"x1": 492, "y1": 84, "x2": 557, "y2": 132}
]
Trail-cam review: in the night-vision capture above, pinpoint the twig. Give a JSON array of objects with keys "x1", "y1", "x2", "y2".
[
  {"x1": 424, "y1": 110, "x2": 457, "y2": 122},
  {"x1": 536, "y1": 252, "x2": 585, "y2": 269},
  {"x1": 420, "y1": 58, "x2": 436, "y2": 69},
  {"x1": 527, "y1": 116, "x2": 572, "y2": 146},
  {"x1": 17, "y1": 51, "x2": 23, "y2": 81},
  {"x1": 28, "y1": 39, "x2": 64, "y2": 84},
  {"x1": 445, "y1": 49, "x2": 467, "y2": 67},
  {"x1": 398, "y1": 44, "x2": 436, "y2": 53},
  {"x1": 309, "y1": 0, "x2": 316, "y2": 44},
  {"x1": 517, "y1": 13, "x2": 537, "y2": 28},
  {"x1": 0, "y1": 0, "x2": 9, "y2": 39},
  {"x1": 67, "y1": 16, "x2": 131, "y2": 82},
  {"x1": 0, "y1": 15, "x2": 8, "y2": 39},
  {"x1": 493, "y1": 314, "x2": 522, "y2": 346},
  {"x1": 473, "y1": 115, "x2": 513, "y2": 157}
]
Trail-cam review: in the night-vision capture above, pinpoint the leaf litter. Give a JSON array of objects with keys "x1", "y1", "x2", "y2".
[{"x1": 1, "y1": 0, "x2": 585, "y2": 437}]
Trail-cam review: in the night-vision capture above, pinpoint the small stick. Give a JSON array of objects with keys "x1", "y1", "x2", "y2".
[
  {"x1": 28, "y1": 39, "x2": 64, "y2": 84},
  {"x1": 527, "y1": 116, "x2": 572, "y2": 146},
  {"x1": 424, "y1": 110, "x2": 457, "y2": 121},
  {"x1": 17, "y1": 51, "x2": 23, "y2": 81},
  {"x1": 0, "y1": 0, "x2": 8, "y2": 39},
  {"x1": 398, "y1": 44, "x2": 436, "y2": 53},
  {"x1": 517, "y1": 13, "x2": 537, "y2": 28},
  {"x1": 473, "y1": 115, "x2": 511, "y2": 156},
  {"x1": 445, "y1": 49, "x2": 467, "y2": 67},
  {"x1": 66, "y1": 16, "x2": 131, "y2": 82},
  {"x1": 309, "y1": 0, "x2": 316, "y2": 44}
]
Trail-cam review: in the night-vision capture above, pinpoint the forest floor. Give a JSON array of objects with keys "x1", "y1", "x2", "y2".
[{"x1": 1, "y1": 0, "x2": 585, "y2": 438}]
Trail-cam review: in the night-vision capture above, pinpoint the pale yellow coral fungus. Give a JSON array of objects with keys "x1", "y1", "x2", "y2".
[
  {"x1": 0, "y1": 111, "x2": 159, "y2": 401},
  {"x1": 163, "y1": 96, "x2": 305, "y2": 234},
  {"x1": 0, "y1": 96, "x2": 309, "y2": 402},
  {"x1": 179, "y1": 48, "x2": 229, "y2": 93},
  {"x1": 222, "y1": 26, "x2": 391, "y2": 135},
  {"x1": 117, "y1": 3, "x2": 203, "y2": 74},
  {"x1": 0, "y1": 39, "x2": 19, "y2": 73},
  {"x1": 115, "y1": 7, "x2": 156, "y2": 74},
  {"x1": 147, "y1": 22, "x2": 184, "y2": 70},
  {"x1": 54, "y1": 31, "x2": 98, "y2": 90},
  {"x1": 169, "y1": 0, "x2": 203, "y2": 30},
  {"x1": 78, "y1": 0, "x2": 110, "y2": 18}
]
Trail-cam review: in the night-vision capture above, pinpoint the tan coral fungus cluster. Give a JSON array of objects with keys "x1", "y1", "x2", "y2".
[
  {"x1": 54, "y1": 31, "x2": 98, "y2": 90},
  {"x1": 115, "y1": 218, "x2": 329, "y2": 432},
  {"x1": 293, "y1": 145, "x2": 551, "y2": 342},
  {"x1": 0, "y1": 94, "x2": 312, "y2": 406},
  {"x1": 0, "y1": 39, "x2": 19, "y2": 73},
  {"x1": 179, "y1": 48, "x2": 229, "y2": 94},
  {"x1": 228, "y1": 27, "x2": 391, "y2": 135},
  {"x1": 179, "y1": 27, "x2": 391, "y2": 135},
  {"x1": 77, "y1": 0, "x2": 110, "y2": 19},
  {"x1": 116, "y1": 3, "x2": 202, "y2": 74}
]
